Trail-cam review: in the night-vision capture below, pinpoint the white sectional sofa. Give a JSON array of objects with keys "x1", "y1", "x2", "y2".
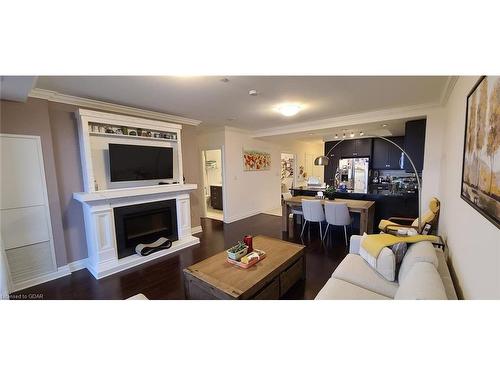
[{"x1": 315, "y1": 235, "x2": 457, "y2": 300}]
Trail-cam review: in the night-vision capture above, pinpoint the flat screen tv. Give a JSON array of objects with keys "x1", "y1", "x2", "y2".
[{"x1": 109, "y1": 143, "x2": 173, "y2": 182}]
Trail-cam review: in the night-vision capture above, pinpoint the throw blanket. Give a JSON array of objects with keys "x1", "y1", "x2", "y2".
[{"x1": 361, "y1": 233, "x2": 439, "y2": 258}]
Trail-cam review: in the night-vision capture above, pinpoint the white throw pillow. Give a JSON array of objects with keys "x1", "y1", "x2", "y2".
[
  {"x1": 395, "y1": 262, "x2": 447, "y2": 300},
  {"x1": 359, "y1": 233, "x2": 396, "y2": 281}
]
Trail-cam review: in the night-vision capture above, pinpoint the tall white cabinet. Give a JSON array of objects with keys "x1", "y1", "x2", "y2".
[{"x1": 0, "y1": 134, "x2": 60, "y2": 293}]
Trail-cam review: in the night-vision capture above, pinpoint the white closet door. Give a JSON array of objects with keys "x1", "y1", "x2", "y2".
[{"x1": 0, "y1": 134, "x2": 57, "y2": 290}]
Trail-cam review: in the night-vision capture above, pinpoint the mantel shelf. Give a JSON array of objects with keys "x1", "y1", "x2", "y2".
[
  {"x1": 73, "y1": 183, "x2": 198, "y2": 203},
  {"x1": 89, "y1": 131, "x2": 178, "y2": 142}
]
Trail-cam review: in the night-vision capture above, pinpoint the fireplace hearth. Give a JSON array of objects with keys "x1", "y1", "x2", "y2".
[{"x1": 114, "y1": 200, "x2": 178, "y2": 259}]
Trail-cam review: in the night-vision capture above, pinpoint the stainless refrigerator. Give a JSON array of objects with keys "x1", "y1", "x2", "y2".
[{"x1": 338, "y1": 157, "x2": 370, "y2": 193}]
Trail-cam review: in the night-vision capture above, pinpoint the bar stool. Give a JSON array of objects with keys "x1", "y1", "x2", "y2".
[
  {"x1": 323, "y1": 202, "x2": 352, "y2": 246},
  {"x1": 301, "y1": 199, "x2": 326, "y2": 239}
]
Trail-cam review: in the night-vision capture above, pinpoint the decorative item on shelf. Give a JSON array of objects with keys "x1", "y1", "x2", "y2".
[
  {"x1": 146, "y1": 131, "x2": 152, "y2": 137},
  {"x1": 324, "y1": 185, "x2": 336, "y2": 200},
  {"x1": 243, "y1": 149, "x2": 271, "y2": 171},
  {"x1": 105, "y1": 126, "x2": 115, "y2": 134},
  {"x1": 461, "y1": 75, "x2": 499, "y2": 228},
  {"x1": 129, "y1": 130, "x2": 137, "y2": 136},
  {"x1": 121, "y1": 126, "x2": 128, "y2": 135},
  {"x1": 153, "y1": 132, "x2": 161, "y2": 138},
  {"x1": 135, "y1": 237, "x2": 172, "y2": 256},
  {"x1": 115, "y1": 128, "x2": 123, "y2": 135}
]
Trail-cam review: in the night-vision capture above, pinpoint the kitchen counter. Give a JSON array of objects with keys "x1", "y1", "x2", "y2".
[
  {"x1": 289, "y1": 186, "x2": 418, "y2": 230},
  {"x1": 290, "y1": 186, "x2": 417, "y2": 197}
]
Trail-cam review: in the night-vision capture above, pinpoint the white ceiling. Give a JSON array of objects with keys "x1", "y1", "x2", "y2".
[
  {"x1": 34, "y1": 76, "x2": 449, "y2": 130},
  {"x1": 260, "y1": 117, "x2": 420, "y2": 145}
]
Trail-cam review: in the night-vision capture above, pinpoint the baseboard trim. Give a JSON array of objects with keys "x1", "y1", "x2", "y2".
[
  {"x1": 10, "y1": 267, "x2": 71, "y2": 293},
  {"x1": 191, "y1": 225, "x2": 203, "y2": 235},
  {"x1": 67, "y1": 258, "x2": 88, "y2": 272},
  {"x1": 223, "y1": 209, "x2": 265, "y2": 224}
]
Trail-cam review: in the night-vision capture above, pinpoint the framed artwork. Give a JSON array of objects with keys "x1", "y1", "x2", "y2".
[
  {"x1": 461, "y1": 76, "x2": 500, "y2": 228},
  {"x1": 243, "y1": 149, "x2": 271, "y2": 171}
]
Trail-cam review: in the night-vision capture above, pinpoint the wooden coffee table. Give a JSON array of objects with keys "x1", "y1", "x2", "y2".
[{"x1": 183, "y1": 236, "x2": 305, "y2": 299}]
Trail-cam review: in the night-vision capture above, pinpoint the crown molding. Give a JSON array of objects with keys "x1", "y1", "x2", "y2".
[
  {"x1": 29, "y1": 88, "x2": 202, "y2": 126},
  {"x1": 440, "y1": 76, "x2": 459, "y2": 106},
  {"x1": 252, "y1": 102, "x2": 440, "y2": 138}
]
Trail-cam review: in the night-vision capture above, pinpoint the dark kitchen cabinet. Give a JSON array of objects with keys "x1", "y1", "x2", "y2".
[
  {"x1": 372, "y1": 136, "x2": 404, "y2": 170},
  {"x1": 404, "y1": 119, "x2": 426, "y2": 173},
  {"x1": 324, "y1": 141, "x2": 340, "y2": 185},
  {"x1": 353, "y1": 138, "x2": 372, "y2": 157},
  {"x1": 210, "y1": 185, "x2": 223, "y2": 210},
  {"x1": 338, "y1": 138, "x2": 372, "y2": 158}
]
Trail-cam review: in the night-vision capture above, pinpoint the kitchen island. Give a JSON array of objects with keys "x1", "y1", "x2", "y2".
[{"x1": 290, "y1": 186, "x2": 418, "y2": 231}]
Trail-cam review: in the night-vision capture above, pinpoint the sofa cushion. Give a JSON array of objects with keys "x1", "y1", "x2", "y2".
[
  {"x1": 315, "y1": 278, "x2": 391, "y2": 300},
  {"x1": 332, "y1": 254, "x2": 399, "y2": 298},
  {"x1": 395, "y1": 262, "x2": 447, "y2": 300},
  {"x1": 359, "y1": 245, "x2": 396, "y2": 281},
  {"x1": 398, "y1": 241, "x2": 438, "y2": 283}
]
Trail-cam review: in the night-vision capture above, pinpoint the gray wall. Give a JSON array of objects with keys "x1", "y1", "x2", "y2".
[{"x1": 1, "y1": 98, "x2": 203, "y2": 266}]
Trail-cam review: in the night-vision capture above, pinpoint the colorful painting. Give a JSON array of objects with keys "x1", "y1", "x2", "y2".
[
  {"x1": 243, "y1": 150, "x2": 271, "y2": 171},
  {"x1": 461, "y1": 76, "x2": 500, "y2": 228}
]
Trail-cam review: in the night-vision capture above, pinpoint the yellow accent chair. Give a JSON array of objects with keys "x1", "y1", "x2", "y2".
[{"x1": 378, "y1": 197, "x2": 440, "y2": 234}]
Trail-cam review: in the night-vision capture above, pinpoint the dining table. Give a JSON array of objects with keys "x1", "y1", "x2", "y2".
[{"x1": 282, "y1": 195, "x2": 376, "y2": 235}]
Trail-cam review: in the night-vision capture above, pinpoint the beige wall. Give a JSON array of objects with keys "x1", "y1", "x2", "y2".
[
  {"x1": 0, "y1": 98, "x2": 69, "y2": 266},
  {"x1": 1, "y1": 98, "x2": 204, "y2": 265},
  {"x1": 181, "y1": 125, "x2": 203, "y2": 228},
  {"x1": 438, "y1": 76, "x2": 500, "y2": 299}
]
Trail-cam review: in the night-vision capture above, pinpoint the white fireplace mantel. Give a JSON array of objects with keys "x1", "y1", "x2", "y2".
[
  {"x1": 73, "y1": 184, "x2": 200, "y2": 279},
  {"x1": 73, "y1": 184, "x2": 198, "y2": 204}
]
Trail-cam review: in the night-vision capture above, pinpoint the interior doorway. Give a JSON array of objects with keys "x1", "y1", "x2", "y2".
[
  {"x1": 201, "y1": 149, "x2": 224, "y2": 221},
  {"x1": 281, "y1": 152, "x2": 296, "y2": 193}
]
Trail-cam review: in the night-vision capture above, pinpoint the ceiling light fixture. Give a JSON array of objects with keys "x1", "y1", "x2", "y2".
[
  {"x1": 334, "y1": 134, "x2": 339, "y2": 139},
  {"x1": 342, "y1": 133, "x2": 346, "y2": 139},
  {"x1": 350, "y1": 132, "x2": 355, "y2": 138},
  {"x1": 360, "y1": 131, "x2": 364, "y2": 136},
  {"x1": 382, "y1": 124, "x2": 388, "y2": 128},
  {"x1": 249, "y1": 89, "x2": 259, "y2": 96},
  {"x1": 277, "y1": 103, "x2": 302, "y2": 117}
]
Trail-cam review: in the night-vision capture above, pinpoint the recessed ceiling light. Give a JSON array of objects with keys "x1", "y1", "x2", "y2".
[
  {"x1": 308, "y1": 133, "x2": 314, "y2": 135},
  {"x1": 382, "y1": 124, "x2": 388, "y2": 127},
  {"x1": 350, "y1": 132, "x2": 355, "y2": 138},
  {"x1": 249, "y1": 89, "x2": 259, "y2": 96},
  {"x1": 359, "y1": 131, "x2": 364, "y2": 136},
  {"x1": 342, "y1": 133, "x2": 346, "y2": 139},
  {"x1": 277, "y1": 103, "x2": 302, "y2": 117},
  {"x1": 220, "y1": 78, "x2": 230, "y2": 83},
  {"x1": 334, "y1": 134, "x2": 339, "y2": 139}
]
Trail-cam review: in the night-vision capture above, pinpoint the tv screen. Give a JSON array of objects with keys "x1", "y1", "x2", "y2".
[{"x1": 109, "y1": 144, "x2": 173, "y2": 182}]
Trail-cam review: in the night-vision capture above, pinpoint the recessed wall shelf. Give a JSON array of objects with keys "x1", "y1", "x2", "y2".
[{"x1": 89, "y1": 132, "x2": 178, "y2": 142}]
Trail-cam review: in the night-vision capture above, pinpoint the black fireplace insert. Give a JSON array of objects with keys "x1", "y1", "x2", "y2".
[{"x1": 113, "y1": 200, "x2": 178, "y2": 259}]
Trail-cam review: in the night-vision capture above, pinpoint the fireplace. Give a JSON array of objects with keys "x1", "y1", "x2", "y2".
[{"x1": 114, "y1": 200, "x2": 178, "y2": 259}]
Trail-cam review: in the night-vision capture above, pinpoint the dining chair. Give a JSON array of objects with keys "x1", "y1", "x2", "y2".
[
  {"x1": 301, "y1": 199, "x2": 326, "y2": 239},
  {"x1": 282, "y1": 192, "x2": 303, "y2": 224},
  {"x1": 323, "y1": 202, "x2": 352, "y2": 246}
]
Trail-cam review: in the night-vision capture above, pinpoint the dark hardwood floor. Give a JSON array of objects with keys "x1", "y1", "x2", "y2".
[{"x1": 11, "y1": 214, "x2": 351, "y2": 300}]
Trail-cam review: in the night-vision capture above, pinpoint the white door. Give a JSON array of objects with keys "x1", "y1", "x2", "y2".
[{"x1": 0, "y1": 134, "x2": 57, "y2": 292}]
